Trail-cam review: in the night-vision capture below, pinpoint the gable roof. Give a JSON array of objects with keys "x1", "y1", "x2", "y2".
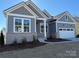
[
  {"x1": 42, "y1": 9, "x2": 51, "y2": 18},
  {"x1": 4, "y1": 1, "x2": 38, "y2": 17},
  {"x1": 54, "y1": 11, "x2": 75, "y2": 22},
  {"x1": 4, "y1": 2, "x2": 25, "y2": 14},
  {"x1": 4, "y1": 0, "x2": 49, "y2": 18},
  {"x1": 25, "y1": 0, "x2": 48, "y2": 18}
]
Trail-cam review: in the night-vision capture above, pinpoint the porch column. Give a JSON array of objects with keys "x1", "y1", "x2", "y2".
[
  {"x1": 34, "y1": 16, "x2": 36, "y2": 32},
  {"x1": 44, "y1": 20, "x2": 46, "y2": 37}
]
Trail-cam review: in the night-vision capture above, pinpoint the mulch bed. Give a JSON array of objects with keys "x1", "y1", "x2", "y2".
[
  {"x1": 0, "y1": 42, "x2": 46, "y2": 52},
  {"x1": 45, "y1": 38, "x2": 70, "y2": 42}
]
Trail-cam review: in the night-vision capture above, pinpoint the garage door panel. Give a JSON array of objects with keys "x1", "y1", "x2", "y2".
[{"x1": 59, "y1": 30, "x2": 75, "y2": 38}]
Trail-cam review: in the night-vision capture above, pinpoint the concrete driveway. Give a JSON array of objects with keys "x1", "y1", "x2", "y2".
[{"x1": 0, "y1": 41, "x2": 79, "y2": 58}]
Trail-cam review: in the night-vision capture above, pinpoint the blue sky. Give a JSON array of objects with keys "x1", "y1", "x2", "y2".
[{"x1": 0, "y1": 0, "x2": 79, "y2": 30}]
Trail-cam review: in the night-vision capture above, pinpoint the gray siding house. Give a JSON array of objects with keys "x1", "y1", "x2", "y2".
[
  {"x1": 4, "y1": 0, "x2": 76, "y2": 44},
  {"x1": 4, "y1": 0, "x2": 50, "y2": 44}
]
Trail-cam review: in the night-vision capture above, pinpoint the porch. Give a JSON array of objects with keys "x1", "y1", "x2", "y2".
[{"x1": 35, "y1": 18, "x2": 47, "y2": 39}]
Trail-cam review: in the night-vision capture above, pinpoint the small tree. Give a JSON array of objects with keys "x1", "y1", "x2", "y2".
[
  {"x1": 0, "y1": 31, "x2": 4, "y2": 46},
  {"x1": 32, "y1": 35, "x2": 39, "y2": 45}
]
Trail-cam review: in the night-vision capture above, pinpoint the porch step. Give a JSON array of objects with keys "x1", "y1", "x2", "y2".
[{"x1": 38, "y1": 37, "x2": 47, "y2": 42}]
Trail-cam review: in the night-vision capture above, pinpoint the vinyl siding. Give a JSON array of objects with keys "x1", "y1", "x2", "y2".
[
  {"x1": 8, "y1": 15, "x2": 35, "y2": 33},
  {"x1": 11, "y1": 6, "x2": 33, "y2": 16},
  {"x1": 58, "y1": 15, "x2": 73, "y2": 22},
  {"x1": 57, "y1": 23, "x2": 75, "y2": 29},
  {"x1": 27, "y1": 4, "x2": 43, "y2": 18},
  {"x1": 49, "y1": 22, "x2": 56, "y2": 38}
]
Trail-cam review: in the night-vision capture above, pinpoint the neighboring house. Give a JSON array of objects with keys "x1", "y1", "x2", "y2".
[
  {"x1": 4, "y1": 0, "x2": 50, "y2": 44},
  {"x1": 4, "y1": 0, "x2": 76, "y2": 44},
  {"x1": 74, "y1": 17, "x2": 79, "y2": 35},
  {"x1": 48, "y1": 11, "x2": 76, "y2": 39}
]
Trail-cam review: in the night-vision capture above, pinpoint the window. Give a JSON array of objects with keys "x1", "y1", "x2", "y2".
[
  {"x1": 24, "y1": 20, "x2": 30, "y2": 32},
  {"x1": 63, "y1": 29, "x2": 66, "y2": 31},
  {"x1": 67, "y1": 29, "x2": 70, "y2": 31},
  {"x1": 59, "y1": 29, "x2": 62, "y2": 31},
  {"x1": 40, "y1": 23, "x2": 44, "y2": 33},
  {"x1": 40, "y1": 23, "x2": 48, "y2": 33},
  {"x1": 15, "y1": 19, "x2": 22, "y2": 32},
  {"x1": 14, "y1": 17, "x2": 31, "y2": 32},
  {"x1": 71, "y1": 29, "x2": 73, "y2": 31}
]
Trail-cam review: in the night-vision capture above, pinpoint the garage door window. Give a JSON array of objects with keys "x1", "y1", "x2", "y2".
[
  {"x1": 63, "y1": 29, "x2": 66, "y2": 31},
  {"x1": 59, "y1": 29, "x2": 62, "y2": 31},
  {"x1": 67, "y1": 29, "x2": 70, "y2": 31},
  {"x1": 59, "y1": 28, "x2": 74, "y2": 31},
  {"x1": 71, "y1": 29, "x2": 73, "y2": 31}
]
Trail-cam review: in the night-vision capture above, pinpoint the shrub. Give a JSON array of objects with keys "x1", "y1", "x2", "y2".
[
  {"x1": 76, "y1": 35, "x2": 79, "y2": 38},
  {"x1": 47, "y1": 35, "x2": 53, "y2": 40},
  {"x1": 32, "y1": 35, "x2": 39, "y2": 45},
  {"x1": 0, "y1": 31, "x2": 4, "y2": 46},
  {"x1": 21, "y1": 37, "x2": 27, "y2": 45}
]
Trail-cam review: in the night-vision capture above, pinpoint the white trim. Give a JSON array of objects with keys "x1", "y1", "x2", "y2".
[
  {"x1": 34, "y1": 16, "x2": 36, "y2": 32},
  {"x1": 7, "y1": 13, "x2": 46, "y2": 20},
  {"x1": 4, "y1": 15, "x2": 8, "y2": 44},
  {"x1": 13, "y1": 17, "x2": 31, "y2": 33},
  {"x1": 28, "y1": 1, "x2": 47, "y2": 18},
  {"x1": 56, "y1": 21, "x2": 76, "y2": 24},
  {"x1": 44, "y1": 20, "x2": 46, "y2": 37},
  {"x1": 13, "y1": 17, "x2": 15, "y2": 33},
  {"x1": 56, "y1": 13, "x2": 66, "y2": 21},
  {"x1": 22, "y1": 18, "x2": 24, "y2": 32},
  {"x1": 7, "y1": 13, "x2": 35, "y2": 18},
  {"x1": 37, "y1": 18, "x2": 46, "y2": 20},
  {"x1": 56, "y1": 12, "x2": 76, "y2": 23},
  {"x1": 4, "y1": 2, "x2": 25, "y2": 13},
  {"x1": 23, "y1": 3, "x2": 38, "y2": 17},
  {"x1": 6, "y1": 15, "x2": 8, "y2": 33},
  {"x1": 40, "y1": 22, "x2": 48, "y2": 34},
  {"x1": 29, "y1": 19, "x2": 31, "y2": 32},
  {"x1": 4, "y1": 2, "x2": 38, "y2": 17}
]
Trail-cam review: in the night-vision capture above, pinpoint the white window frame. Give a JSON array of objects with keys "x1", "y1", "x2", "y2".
[
  {"x1": 40, "y1": 23, "x2": 48, "y2": 33},
  {"x1": 14, "y1": 17, "x2": 31, "y2": 33},
  {"x1": 40, "y1": 23, "x2": 44, "y2": 33}
]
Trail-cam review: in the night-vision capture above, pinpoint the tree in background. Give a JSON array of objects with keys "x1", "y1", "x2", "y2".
[{"x1": 0, "y1": 30, "x2": 4, "y2": 46}]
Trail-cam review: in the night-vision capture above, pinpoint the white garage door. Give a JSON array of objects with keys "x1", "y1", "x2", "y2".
[{"x1": 59, "y1": 28, "x2": 75, "y2": 38}]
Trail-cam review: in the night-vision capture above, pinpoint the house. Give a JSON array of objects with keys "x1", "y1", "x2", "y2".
[
  {"x1": 4, "y1": 0, "x2": 76, "y2": 44},
  {"x1": 4, "y1": 0, "x2": 50, "y2": 44},
  {"x1": 48, "y1": 11, "x2": 76, "y2": 39},
  {"x1": 74, "y1": 17, "x2": 79, "y2": 35}
]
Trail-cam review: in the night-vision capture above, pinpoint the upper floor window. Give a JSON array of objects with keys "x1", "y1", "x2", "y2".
[{"x1": 14, "y1": 17, "x2": 31, "y2": 32}]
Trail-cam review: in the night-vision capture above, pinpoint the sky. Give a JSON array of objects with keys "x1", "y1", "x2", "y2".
[{"x1": 0, "y1": 0, "x2": 79, "y2": 30}]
